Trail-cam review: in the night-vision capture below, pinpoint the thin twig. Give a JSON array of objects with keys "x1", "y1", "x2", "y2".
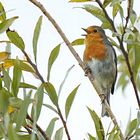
[
  {"x1": 27, "y1": 0, "x2": 125, "y2": 140},
  {"x1": 57, "y1": 106, "x2": 71, "y2": 140},
  {"x1": 96, "y1": 0, "x2": 140, "y2": 108},
  {"x1": 26, "y1": 114, "x2": 50, "y2": 140},
  {"x1": 22, "y1": 50, "x2": 45, "y2": 83}
]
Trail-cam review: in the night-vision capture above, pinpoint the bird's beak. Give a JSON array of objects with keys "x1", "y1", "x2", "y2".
[{"x1": 81, "y1": 28, "x2": 88, "y2": 36}]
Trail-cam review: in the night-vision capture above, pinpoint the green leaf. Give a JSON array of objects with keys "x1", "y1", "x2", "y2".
[
  {"x1": 2, "y1": 68, "x2": 11, "y2": 91},
  {"x1": 130, "y1": 10, "x2": 137, "y2": 25},
  {"x1": 83, "y1": 5, "x2": 111, "y2": 29},
  {"x1": 16, "y1": 95, "x2": 31, "y2": 131},
  {"x1": 7, "y1": 30, "x2": 25, "y2": 50},
  {"x1": 58, "y1": 65, "x2": 74, "y2": 97},
  {"x1": 88, "y1": 107, "x2": 105, "y2": 140},
  {"x1": 19, "y1": 82, "x2": 37, "y2": 90},
  {"x1": 0, "y1": 88, "x2": 9, "y2": 114},
  {"x1": 88, "y1": 133, "x2": 96, "y2": 140},
  {"x1": 46, "y1": 117, "x2": 59, "y2": 138},
  {"x1": 69, "y1": 0, "x2": 93, "y2": 2},
  {"x1": 0, "y1": 16, "x2": 18, "y2": 34},
  {"x1": 65, "y1": 85, "x2": 80, "y2": 119},
  {"x1": 103, "y1": 0, "x2": 111, "y2": 8},
  {"x1": 43, "y1": 104, "x2": 58, "y2": 114},
  {"x1": 125, "y1": 119, "x2": 137, "y2": 138},
  {"x1": 31, "y1": 84, "x2": 44, "y2": 121},
  {"x1": 0, "y1": 2, "x2": 6, "y2": 21},
  {"x1": 112, "y1": 3, "x2": 120, "y2": 18},
  {"x1": 47, "y1": 44, "x2": 61, "y2": 81},
  {"x1": 8, "y1": 124, "x2": 20, "y2": 140},
  {"x1": 12, "y1": 58, "x2": 22, "y2": 97},
  {"x1": 135, "y1": 128, "x2": 140, "y2": 136},
  {"x1": 33, "y1": 16, "x2": 43, "y2": 63},
  {"x1": 71, "y1": 38, "x2": 84, "y2": 46},
  {"x1": 0, "y1": 59, "x2": 36, "y2": 74},
  {"x1": 44, "y1": 82, "x2": 58, "y2": 106},
  {"x1": 54, "y1": 127, "x2": 63, "y2": 140}
]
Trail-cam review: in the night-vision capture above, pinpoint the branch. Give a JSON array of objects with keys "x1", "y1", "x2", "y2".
[
  {"x1": 22, "y1": 50, "x2": 71, "y2": 140},
  {"x1": 27, "y1": 0, "x2": 125, "y2": 140},
  {"x1": 26, "y1": 114, "x2": 50, "y2": 140},
  {"x1": 96, "y1": 0, "x2": 140, "y2": 108}
]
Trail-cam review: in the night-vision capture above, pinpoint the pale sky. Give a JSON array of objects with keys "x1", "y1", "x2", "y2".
[{"x1": 0, "y1": 0, "x2": 140, "y2": 139}]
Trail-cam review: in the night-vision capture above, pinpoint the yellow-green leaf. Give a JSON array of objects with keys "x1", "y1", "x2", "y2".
[
  {"x1": 0, "y1": 2, "x2": 6, "y2": 21},
  {"x1": 71, "y1": 38, "x2": 84, "y2": 46},
  {"x1": 33, "y1": 16, "x2": 43, "y2": 63},
  {"x1": 7, "y1": 30, "x2": 25, "y2": 50},
  {"x1": 44, "y1": 82, "x2": 58, "y2": 106},
  {"x1": 0, "y1": 59, "x2": 35, "y2": 74},
  {"x1": 0, "y1": 16, "x2": 18, "y2": 34},
  {"x1": 65, "y1": 85, "x2": 80, "y2": 119},
  {"x1": 12, "y1": 58, "x2": 22, "y2": 96},
  {"x1": 88, "y1": 107, "x2": 105, "y2": 140},
  {"x1": 0, "y1": 52, "x2": 10, "y2": 62},
  {"x1": 69, "y1": 0, "x2": 93, "y2": 2},
  {"x1": 31, "y1": 84, "x2": 44, "y2": 121},
  {"x1": 47, "y1": 44, "x2": 60, "y2": 81},
  {"x1": 46, "y1": 117, "x2": 59, "y2": 138}
]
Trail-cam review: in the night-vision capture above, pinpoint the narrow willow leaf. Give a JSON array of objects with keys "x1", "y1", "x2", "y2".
[
  {"x1": 19, "y1": 82, "x2": 37, "y2": 89},
  {"x1": 7, "y1": 30, "x2": 25, "y2": 50},
  {"x1": 88, "y1": 107, "x2": 105, "y2": 140},
  {"x1": 83, "y1": 5, "x2": 111, "y2": 29},
  {"x1": 0, "y1": 88, "x2": 9, "y2": 114},
  {"x1": 58, "y1": 65, "x2": 74, "y2": 97},
  {"x1": 125, "y1": 119, "x2": 137, "y2": 138},
  {"x1": 103, "y1": 0, "x2": 111, "y2": 8},
  {"x1": 43, "y1": 104, "x2": 58, "y2": 114},
  {"x1": 44, "y1": 82, "x2": 58, "y2": 106},
  {"x1": 33, "y1": 16, "x2": 43, "y2": 63},
  {"x1": 0, "y1": 2, "x2": 6, "y2": 21},
  {"x1": 130, "y1": 10, "x2": 137, "y2": 25},
  {"x1": 88, "y1": 133, "x2": 96, "y2": 140},
  {"x1": 69, "y1": 0, "x2": 93, "y2": 2},
  {"x1": 54, "y1": 127, "x2": 63, "y2": 140},
  {"x1": 0, "y1": 16, "x2": 18, "y2": 34},
  {"x1": 16, "y1": 95, "x2": 31, "y2": 131},
  {"x1": 12, "y1": 58, "x2": 22, "y2": 97},
  {"x1": 112, "y1": 3, "x2": 120, "y2": 18},
  {"x1": 2, "y1": 68, "x2": 11, "y2": 91},
  {"x1": 71, "y1": 38, "x2": 84, "y2": 46},
  {"x1": 0, "y1": 52, "x2": 10, "y2": 62},
  {"x1": 46, "y1": 117, "x2": 59, "y2": 138},
  {"x1": 65, "y1": 85, "x2": 80, "y2": 119},
  {"x1": 31, "y1": 84, "x2": 44, "y2": 121},
  {"x1": 0, "y1": 59, "x2": 35, "y2": 74},
  {"x1": 47, "y1": 44, "x2": 61, "y2": 81},
  {"x1": 8, "y1": 124, "x2": 20, "y2": 140}
]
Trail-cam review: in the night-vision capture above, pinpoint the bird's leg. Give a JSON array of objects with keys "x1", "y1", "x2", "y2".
[{"x1": 84, "y1": 65, "x2": 92, "y2": 76}]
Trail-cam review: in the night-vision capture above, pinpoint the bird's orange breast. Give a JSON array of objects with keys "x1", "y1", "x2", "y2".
[{"x1": 83, "y1": 35, "x2": 106, "y2": 62}]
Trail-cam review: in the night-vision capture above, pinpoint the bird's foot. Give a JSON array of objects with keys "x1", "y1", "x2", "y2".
[
  {"x1": 99, "y1": 94, "x2": 106, "y2": 103},
  {"x1": 84, "y1": 65, "x2": 92, "y2": 76}
]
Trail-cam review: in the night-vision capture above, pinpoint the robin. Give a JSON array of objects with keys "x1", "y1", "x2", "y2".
[{"x1": 82, "y1": 26, "x2": 117, "y2": 117}]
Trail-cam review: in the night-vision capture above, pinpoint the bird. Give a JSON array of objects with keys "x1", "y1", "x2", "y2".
[{"x1": 82, "y1": 26, "x2": 117, "y2": 117}]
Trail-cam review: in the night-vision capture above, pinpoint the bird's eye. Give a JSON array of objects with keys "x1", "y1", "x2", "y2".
[{"x1": 93, "y1": 29, "x2": 97, "y2": 33}]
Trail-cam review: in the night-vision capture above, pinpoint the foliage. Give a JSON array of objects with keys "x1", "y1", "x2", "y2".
[{"x1": 0, "y1": 0, "x2": 140, "y2": 140}]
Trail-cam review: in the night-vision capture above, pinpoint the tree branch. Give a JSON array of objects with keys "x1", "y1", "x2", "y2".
[
  {"x1": 26, "y1": 114, "x2": 50, "y2": 140},
  {"x1": 96, "y1": 0, "x2": 140, "y2": 108},
  {"x1": 27, "y1": 0, "x2": 125, "y2": 139}
]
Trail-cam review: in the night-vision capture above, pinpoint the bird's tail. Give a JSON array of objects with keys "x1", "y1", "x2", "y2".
[{"x1": 101, "y1": 93, "x2": 110, "y2": 117}]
